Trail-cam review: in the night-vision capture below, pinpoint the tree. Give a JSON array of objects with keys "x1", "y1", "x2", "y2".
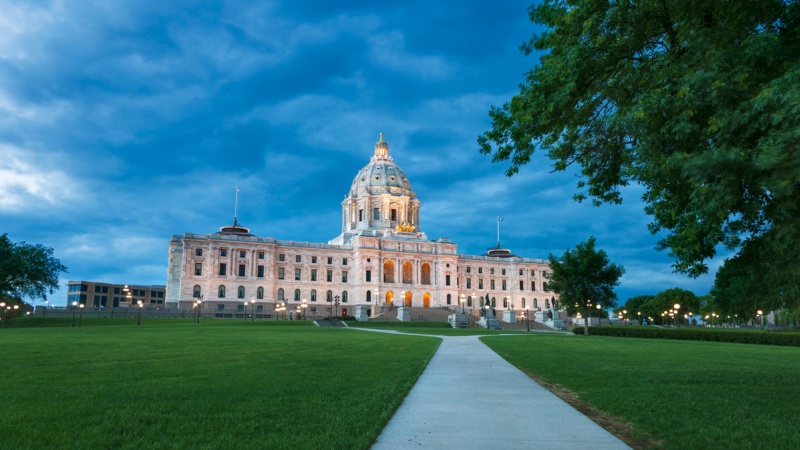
[
  {"x1": 479, "y1": 1, "x2": 800, "y2": 286},
  {"x1": 615, "y1": 294, "x2": 654, "y2": 324},
  {"x1": 547, "y1": 236, "x2": 624, "y2": 335},
  {"x1": 0, "y1": 234, "x2": 68, "y2": 303}
]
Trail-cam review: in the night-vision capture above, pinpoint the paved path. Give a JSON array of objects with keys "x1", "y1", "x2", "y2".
[{"x1": 368, "y1": 333, "x2": 630, "y2": 449}]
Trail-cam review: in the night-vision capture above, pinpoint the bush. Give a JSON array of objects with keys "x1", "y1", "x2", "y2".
[{"x1": 572, "y1": 326, "x2": 800, "y2": 346}]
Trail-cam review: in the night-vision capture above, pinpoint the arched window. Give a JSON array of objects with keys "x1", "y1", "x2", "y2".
[
  {"x1": 383, "y1": 260, "x2": 395, "y2": 283},
  {"x1": 467, "y1": 296, "x2": 472, "y2": 307},
  {"x1": 446, "y1": 293, "x2": 451, "y2": 305},
  {"x1": 342, "y1": 291, "x2": 348, "y2": 303},
  {"x1": 553, "y1": 297, "x2": 558, "y2": 308},
  {"x1": 479, "y1": 296, "x2": 484, "y2": 307},
  {"x1": 294, "y1": 289, "x2": 301, "y2": 301},
  {"x1": 545, "y1": 298, "x2": 550, "y2": 308},
  {"x1": 491, "y1": 297, "x2": 496, "y2": 307},
  {"x1": 521, "y1": 298, "x2": 526, "y2": 308},
  {"x1": 238, "y1": 286, "x2": 245, "y2": 299},
  {"x1": 402, "y1": 262, "x2": 413, "y2": 284},
  {"x1": 277, "y1": 288, "x2": 284, "y2": 300},
  {"x1": 311, "y1": 289, "x2": 317, "y2": 302},
  {"x1": 218, "y1": 285, "x2": 226, "y2": 298},
  {"x1": 421, "y1": 263, "x2": 431, "y2": 285},
  {"x1": 503, "y1": 298, "x2": 508, "y2": 308},
  {"x1": 326, "y1": 290, "x2": 332, "y2": 302},
  {"x1": 534, "y1": 298, "x2": 538, "y2": 308},
  {"x1": 366, "y1": 290, "x2": 372, "y2": 302},
  {"x1": 257, "y1": 287, "x2": 264, "y2": 300},
  {"x1": 193, "y1": 285, "x2": 201, "y2": 298}
]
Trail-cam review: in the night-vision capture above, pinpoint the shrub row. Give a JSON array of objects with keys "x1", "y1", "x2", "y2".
[{"x1": 573, "y1": 325, "x2": 800, "y2": 346}]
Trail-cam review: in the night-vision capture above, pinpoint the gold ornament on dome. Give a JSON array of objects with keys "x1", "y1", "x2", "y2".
[{"x1": 395, "y1": 222, "x2": 415, "y2": 232}]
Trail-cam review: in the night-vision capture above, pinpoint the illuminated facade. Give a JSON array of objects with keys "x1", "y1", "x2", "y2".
[{"x1": 166, "y1": 135, "x2": 556, "y2": 317}]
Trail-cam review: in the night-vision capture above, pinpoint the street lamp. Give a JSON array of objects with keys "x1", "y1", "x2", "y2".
[
  {"x1": 524, "y1": 308, "x2": 531, "y2": 332},
  {"x1": 460, "y1": 294, "x2": 465, "y2": 314},
  {"x1": 596, "y1": 303, "x2": 602, "y2": 327},
  {"x1": 674, "y1": 303, "x2": 681, "y2": 327},
  {"x1": 757, "y1": 310, "x2": 763, "y2": 330},
  {"x1": 71, "y1": 301, "x2": 78, "y2": 327},
  {"x1": 244, "y1": 302, "x2": 249, "y2": 322},
  {"x1": 623, "y1": 309, "x2": 628, "y2": 325},
  {"x1": 251, "y1": 299, "x2": 257, "y2": 322},
  {"x1": 334, "y1": 295, "x2": 340, "y2": 321},
  {"x1": 193, "y1": 298, "x2": 202, "y2": 324},
  {"x1": 301, "y1": 298, "x2": 308, "y2": 320},
  {"x1": 78, "y1": 304, "x2": 84, "y2": 327},
  {"x1": 137, "y1": 300, "x2": 143, "y2": 325}
]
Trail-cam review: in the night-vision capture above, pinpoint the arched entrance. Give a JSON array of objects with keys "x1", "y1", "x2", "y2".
[
  {"x1": 386, "y1": 291, "x2": 394, "y2": 307},
  {"x1": 423, "y1": 293, "x2": 431, "y2": 308},
  {"x1": 404, "y1": 291, "x2": 412, "y2": 307}
]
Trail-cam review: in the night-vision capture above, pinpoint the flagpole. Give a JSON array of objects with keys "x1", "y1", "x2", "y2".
[
  {"x1": 497, "y1": 216, "x2": 501, "y2": 248},
  {"x1": 234, "y1": 186, "x2": 240, "y2": 226}
]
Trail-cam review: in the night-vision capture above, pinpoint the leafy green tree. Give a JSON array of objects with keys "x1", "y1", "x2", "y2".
[
  {"x1": 547, "y1": 236, "x2": 624, "y2": 335},
  {"x1": 479, "y1": 1, "x2": 800, "y2": 290},
  {"x1": 0, "y1": 234, "x2": 68, "y2": 304},
  {"x1": 614, "y1": 295, "x2": 654, "y2": 324},
  {"x1": 649, "y1": 288, "x2": 700, "y2": 326}
]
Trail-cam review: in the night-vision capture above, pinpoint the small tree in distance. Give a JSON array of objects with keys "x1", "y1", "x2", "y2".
[
  {"x1": 0, "y1": 234, "x2": 68, "y2": 305},
  {"x1": 547, "y1": 237, "x2": 624, "y2": 335}
]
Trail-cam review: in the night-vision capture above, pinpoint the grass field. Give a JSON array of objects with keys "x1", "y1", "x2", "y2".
[
  {"x1": 0, "y1": 320, "x2": 440, "y2": 449},
  {"x1": 482, "y1": 334, "x2": 800, "y2": 450}
]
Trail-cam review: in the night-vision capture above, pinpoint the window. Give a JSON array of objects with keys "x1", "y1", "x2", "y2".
[
  {"x1": 326, "y1": 290, "x2": 333, "y2": 302},
  {"x1": 490, "y1": 268, "x2": 495, "y2": 275},
  {"x1": 446, "y1": 294, "x2": 451, "y2": 305},
  {"x1": 502, "y1": 280, "x2": 507, "y2": 290},
  {"x1": 295, "y1": 255, "x2": 301, "y2": 263},
  {"x1": 466, "y1": 278, "x2": 472, "y2": 289},
  {"x1": 327, "y1": 257, "x2": 333, "y2": 264},
  {"x1": 238, "y1": 286, "x2": 245, "y2": 299},
  {"x1": 278, "y1": 268, "x2": 285, "y2": 280},
  {"x1": 238, "y1": 264, "x2": 246, "y2": 276},
  {"x1": 220, "y1": 249, "x2": 227, "y2": 257},
  {"x1": 384, "y1": 260, "x2": 395, "y2": 283},
  {"x1": 218, "y1": 286, "x2": 226, "y2": 298},
  {"x1": 257, "y1": 287, "x2": 264, "y2": 299},
  {"x1": 342, "y1": 271, "x2": 348, "y2": 283},
  {"x1": 522, "y1": 298, "x2": 526, "y2": 308},
  {"x1": 534, "y1": 298, "x2": 538, "y2": 308},
  {"x1": 491, "y1": 297, "x2": 496, "y2": 307},
  {"x1": 402, "y1": 262, "x2": 413, "y2": 284},
  {"x1": 467, "y1": 296, "x2": 472, "y2": 307},
  {"x1": 239, "y1": 250, "x2": 246, "y2": 258},
  {"x1": 294, "y1": 289, "x2": 301, "y2": 301},
  {"x1": 543, "y1": 282, "x2": 548, "y2": 291},
  {"x1": 195, "y1": 249, "x2": 203, "y2": 257},
  {"x1": 532, "y1": 281, "x2": 537, "y2": 291},
  {"x1": 326, "y1": 270, "x2": 332, "y2": 282},
  {"x1": 114, "y1": 287, "x2": 120, "y2": 295},
  {"x1": 343, "y1": 258, "x2": 348, "y2": 266},
  {"x1": 237, "y1": 304, "x2": 244, "y2": 311},
  {"x1": 421, "y1": 264, "x2": 431, "y2": 285},
  {"x1": 502, "y1": 269, "x2": 506, "y2": 275},
  {"x1": 503, "y1": 298, "x2": 508, "y2": 308},
  {"x1": 466, "y1": 266, "x2": 471, "y2": 274},
  {"x1": 195, "y1": 263, "x2": 202, "y2": 276},
  {"x1": 491, "y1": 280, "x2": 495, "y2": 290},
  {"x1": 479, "y1": 279, "x2": 484, "y2": 289},
  {"x1": 520, "y1": 280, "x2": 524, "y2": 290},
  {"x1": 258, "y1": 251, "x2": 265, "y2": 259},
  {"x1": 519, "y1": 269, "x2": 524, "y2": 276},
  {"x1": 373, "y1": 207, "x2": 380, "y2": 220},
  {"x1": 312, "y1": 256, "x2": 317, "y2": 264},
  {"x1": 478, "y1": 268, "x2": 483, "y2": 274},
  {"x1": 218, "y1": 303, "x2": 225, "y2": 311},
  {"x1": 445, "y1": 274, "x2": 451, "y2": 286},
  {"x1": 193, "y1": 285, "x2": 201, "y2": 298},
  {"x1": 277, "y1": 288, "x2": 285, "y2": 300},
  {"x1": 257, "y1": 265, "x2": 265, "y2": 278},
  {"x1": 311, "y1": 269, "x2": 317, "y2": 281},
  {"x1": 219, "y1": 263, "x2": 227, "y2": 276},
  {"x1": 366, "y1": 290, "x2": 372, "y2": 302},
  {"x1": 311, "y1": 290, "x2": 317, "y2": 302},
  {"x1": 359, "y1": 209, "x2": 364, "y2": 221},
  {"x1": 391, "y1": 208, "x2": 397, "y2": 221},
  {"x1": 295, "y1": 268, "x2": 301, "y2": 281},
  {"x1": 365, "y1": 269, "x2": 371, "y2": 282},
  {"x1": 342, "y1": 291, "x2": 348, "y2": 303},
  {"x1": 279, "y1": 254, "x2": 285, "y2": 262}
]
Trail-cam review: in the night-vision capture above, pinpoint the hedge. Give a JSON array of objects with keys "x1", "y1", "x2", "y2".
[{"x1": 572, "y1": 325, "x2": 800, "y2": 346}]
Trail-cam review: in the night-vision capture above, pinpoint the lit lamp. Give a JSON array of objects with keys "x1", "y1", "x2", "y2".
[
  {"x1": 596, "y1": 303, "x2": 602, "y2": 327},
  {"x1": 301, "y1": 298, "x2": 308, "y2": 320},
  {"x1": 251, "y1": 299, "x2": 257, "y2": 322},
  {"x1": 674, "y1": 303, "x2": 681, "y2": 327},
  {"x1": 460, "y1": 294, "x2": 465, "y2": 314},
  {"x1": 78, "y1": 303, "x2": 84, "y2": 327},
  {"x1": 137, "y1": 300, "x2": 143, "y2": 325},
  {"x1": 244, "y1": 302, "x2": 249, "y2": 322},
  {"x1": 623, "y1": 309, "x2": 628, "y2": 325},
  {"x1": 194, "y1": 298, "x2": 203, "y2": 324},
  {"x1": 757, "y1": 310, "x2": 763, "y2": 330},
  {"x1": 71, "y1": 301, "x2": 78, "y2": 327}
]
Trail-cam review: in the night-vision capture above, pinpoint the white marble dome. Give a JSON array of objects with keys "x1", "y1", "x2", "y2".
[{"x1": 349, "y1": 134, "x2": 415, "y2": 197}]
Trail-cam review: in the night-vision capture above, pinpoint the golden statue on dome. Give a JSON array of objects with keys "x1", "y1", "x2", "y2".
[{"x1": 395, "y1": 222, "x2": 415, "y2": 232}]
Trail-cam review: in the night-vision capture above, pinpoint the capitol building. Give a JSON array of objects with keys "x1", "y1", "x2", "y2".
[{"x1": 166, "y1": 135, "x2": 557, "y2": 319}]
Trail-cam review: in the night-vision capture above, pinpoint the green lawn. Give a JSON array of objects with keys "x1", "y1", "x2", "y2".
[
  {"x1": 0, "y1": 321, "x2": 440, "y2": 449},
  {"x1": 482, "y1": 334, "x2": 800, "y2": 450}
]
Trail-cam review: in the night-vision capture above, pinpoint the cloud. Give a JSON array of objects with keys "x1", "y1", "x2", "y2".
[{"x1": 0, "y1": 144, "x2": 82, "y2": 213}]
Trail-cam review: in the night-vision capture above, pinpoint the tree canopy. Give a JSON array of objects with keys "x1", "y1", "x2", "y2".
[
  {"x1": 479, "y1": 1, "x2": 800, "y2": 292},
  {"x1": 547, "y1": 236, "x2": 624, "y2": 335},
  {"x1": 0, "y1": 234, "x2": 67, "y2": 303}
]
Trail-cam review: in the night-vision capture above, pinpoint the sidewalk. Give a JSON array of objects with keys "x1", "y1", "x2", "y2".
[{"x1": 369, "y1": 334, "x2": 630, "y2": 449}]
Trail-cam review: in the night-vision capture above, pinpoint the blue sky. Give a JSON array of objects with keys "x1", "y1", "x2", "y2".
[{"x1": 0, "y1": 0, "x2": 721, "y2": 307}]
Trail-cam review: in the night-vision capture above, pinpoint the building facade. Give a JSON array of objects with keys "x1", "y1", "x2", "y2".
[
  {"x1": 166, "y1": 135, "x2": 557, "y2": 317},
  {"x1": 66, "y1": 281, "x2": 166, "y2": 308}
]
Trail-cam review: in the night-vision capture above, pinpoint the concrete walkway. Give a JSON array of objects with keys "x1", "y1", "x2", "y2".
[{"x1": 369, "y1": 333, "x2": 630, "y2": 449}]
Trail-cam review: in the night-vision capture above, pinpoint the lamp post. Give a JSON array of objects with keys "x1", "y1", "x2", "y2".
[
  {"x1": 194, "y1": 298, "x2": 202, "y2": 324},
  {"x1": 251, "y1": 299, "x2": 257, "y2": 322},
  {"x1": 71, "y1": 301, "x2": 78, "y2": 327},
  {"x1": 244, "y1": 302, "x2": 249, "y2": 321},
  {"x1": 757, "y1": 310, "x2": 763, "y2": 330},
  {"x1": 673, "y1": 303, "x2": 681, "y2": 327},
  {"x1": 623, "y1": 309, "x2": 628, "y2": 325},
  {"x1": 459, "y1": 294, "x2": 465, "y2": 313},
  {"x1": 301, "y1": 298, "x2": 308, "y2": 320},
  {"x1": 78, "y1": 304, "x2": 84, "y2": 327},
  {"x1": 400, "y1": 291, "x2": 405, "y2": 308},
  {"x1": 0, "y1": 302, "x2": 5, "y2": 328},
  {"x1": 43, "y1": 300, "x2": 48, "y2": 318},
  {"x1": 596, "y1": 303, "x2": 602, "y2": 327},
  {"x1": 334, "y1": 295, "x2": 340, "y2": 321},
  {"x1": 137, "y1": 300, "x2": 143, "y2": 325},
  {"x1": 525, "y1": 308, "x2": 531, "y2": 331}
]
